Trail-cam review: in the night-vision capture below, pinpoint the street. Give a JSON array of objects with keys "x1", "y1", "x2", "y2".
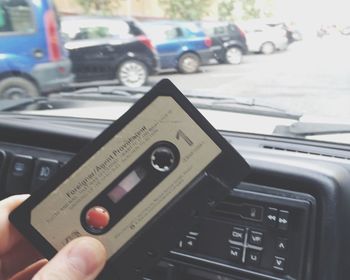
[{"x1": 150, "y1": 36, "x2": 350, "y2": 119}]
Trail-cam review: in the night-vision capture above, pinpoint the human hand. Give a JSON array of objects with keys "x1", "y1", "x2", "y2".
[{"x1": 0, "y1": 195, "x2": 107, "y2": 280}]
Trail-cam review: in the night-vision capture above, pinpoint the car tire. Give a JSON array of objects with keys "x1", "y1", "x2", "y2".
[
  {"x1": 117, "y1": 59, "x2": 148, "y2": 88},
  {"x1": 225, "y1": 47, "x2": 243, "y2": 65},
  {"x1": 260, "y1": 42, "x2": 276, "y2": 55},
  {"x1": 0, "y1": 77, "x2": 39, "y2": 99},
  {"x1": 178, "y1": 53, "x2": 200, "y2": 74}
]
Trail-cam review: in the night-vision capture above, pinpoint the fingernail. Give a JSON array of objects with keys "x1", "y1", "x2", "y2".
[{"x1": 67, "y1": 237, "x2": 106, "y2": 276}]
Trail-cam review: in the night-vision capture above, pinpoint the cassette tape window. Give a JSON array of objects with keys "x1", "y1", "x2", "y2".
[{"x1": 108, "y1": 168, "x2": 146, "y2": 204}]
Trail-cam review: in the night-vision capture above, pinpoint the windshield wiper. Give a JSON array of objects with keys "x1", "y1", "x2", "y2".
[
  {"x1": 0, "y1": 98, "x2": 53, "y2": 111},
  {"x1": 274, "y1": 122, "x2": 350, "y2": 138},
  {"x1": 56, "y1": 86, "x2": 302, "y2": 120},
  {"x1": 54, "y1": 86, "x2": 145, "y2": 102},
  {"x1": 190, "y1": 98, "x2": 301, "y2": 120}
]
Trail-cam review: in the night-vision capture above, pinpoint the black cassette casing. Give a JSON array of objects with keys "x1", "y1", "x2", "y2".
[{"x1": 10, "y1": 79, "x2": 250, "y2": 279}]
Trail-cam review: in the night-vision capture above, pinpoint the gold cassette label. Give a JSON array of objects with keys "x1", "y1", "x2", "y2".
[{"x1": 31, "y1": 96, "x2": 221, "y2": 258}]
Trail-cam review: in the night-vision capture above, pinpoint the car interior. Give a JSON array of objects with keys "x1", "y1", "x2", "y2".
[
  {"x1": 1, "y1": 0, "x2": 350, "y2": 279},
  {"x1": 1, "y1": 107, "x2": 349, "y2": 280}
]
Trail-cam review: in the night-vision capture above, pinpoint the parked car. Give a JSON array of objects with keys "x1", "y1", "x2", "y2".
[
  {"x1": 61, "y1": 16, "x2": 159, "y2": 88},
  {"x1": 341, "y1": 26, "x2": 350, "y2": 36},
  {"x1": 239, "y1": 20, "x2": 288, "y2": 54},
  {"x1": 0, "y1": 0, "x2": 73, "y2": 99},
  {"x1": 141, "y1": 21, "x2": 213, "y2": 74},
  {"x1": 265, "y1": 21, "x2": 302, "y2": 44},
  {"x1": 199, "y1": 21, "x2": 248, "y2": 65}
]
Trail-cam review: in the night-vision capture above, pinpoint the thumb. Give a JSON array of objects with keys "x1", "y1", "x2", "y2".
[{"x1": 33, "y1": 237, "x2": 106, "y2": 280}]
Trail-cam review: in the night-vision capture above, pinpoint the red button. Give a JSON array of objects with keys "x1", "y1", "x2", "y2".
[{"x1": 85, "y1": 206, "x2": 110, "y2": 231}]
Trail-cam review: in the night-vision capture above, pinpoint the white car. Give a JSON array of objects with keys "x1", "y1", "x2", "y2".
[{"x1": 240, "y1": 21, "x2": 288, "y2": 54}]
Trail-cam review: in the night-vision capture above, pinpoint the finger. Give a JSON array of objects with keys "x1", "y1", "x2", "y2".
[
  {"x1": 33, "y1": 237, "x2": 107, "y2": 280},
  {"x1": 9, "y1": 259, "x2": 48, "y2": 280},
  {"x1": 1, "y1": 239, "x2": 42, "y2": 279},
  {"x1": 0, "y1": 195, "x2": 30, "y2": 255}
]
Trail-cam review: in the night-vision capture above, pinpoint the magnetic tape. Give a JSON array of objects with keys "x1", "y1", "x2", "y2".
[{"x1": 10, "y1": 79, "x2": 250, "y2": 279}]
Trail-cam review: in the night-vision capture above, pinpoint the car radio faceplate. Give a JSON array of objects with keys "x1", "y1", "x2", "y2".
[{"x1": 145, "y1": 183, "x2": 316, "y2": 280}]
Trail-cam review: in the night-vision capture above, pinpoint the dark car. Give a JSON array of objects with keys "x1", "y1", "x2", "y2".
[
  {"x1": 61, "y1": 16, "x2": 159, "y2": 88},
  {"x1": 141, "y1": 21, "x2": 214, "y2": 74},
  {"x1": 0, "y1": 0, "x2": 73, "y2": 99},
  {"x1": 199, "y1": 21, "x2": 248, "y2": 65}
]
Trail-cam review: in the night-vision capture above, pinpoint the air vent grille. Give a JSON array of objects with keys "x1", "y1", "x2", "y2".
[{"x1": 263, "y1": 145, "x2": 350, "y2": 161}]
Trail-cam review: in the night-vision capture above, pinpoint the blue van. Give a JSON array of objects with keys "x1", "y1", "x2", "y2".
[
  {"x1": 0, "y1": 0, "x2": 73, "y2": 99},
  {"x1": 141, "y1": 21, "x2": 214, "y2": 74}
]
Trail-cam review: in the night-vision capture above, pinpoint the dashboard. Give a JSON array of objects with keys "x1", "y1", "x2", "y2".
[{"x1": 1, "y1": 114, "x2": 350, "y2": 280}]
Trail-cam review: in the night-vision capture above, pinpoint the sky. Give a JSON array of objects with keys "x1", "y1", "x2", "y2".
[{"x1": 274, "y1": 0, "x2": 350, "y2": 25}]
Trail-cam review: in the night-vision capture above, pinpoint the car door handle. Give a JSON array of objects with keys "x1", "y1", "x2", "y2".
[{"x1": 33, "y1": 49, "x2": 44, "y2": 59}]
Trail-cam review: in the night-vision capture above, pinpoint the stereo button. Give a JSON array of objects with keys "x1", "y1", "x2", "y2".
[
  {"x1": 5, "y1": 155, "x2": 34, "y2": 195},
  {"x1": 249, "y1": 231, "x2": 264, "y2": 247},
  {"x1": 277, "y1": 238, "x2": 288, "y2": 251},
  {"x1": 246, "y1": 250, "x2": 261, "y2": 265},
  {"x1": 273, "y1": 256, "x2": 286, "y2": 272},
  {"x1": 231, "y1": 227, "x2": 245, "y2": 242},
  {"x1": 229, "y1": 246, "x2": 243, "y2": 262},
  {"x1": 31, "y1": 159, "x2": 59, "y2": 192},
  {"x1": 179, "y1": 236, "x2": 197, "y2": 251},
  {"x1": 266, "y1": 207, "x2": 278, "y2": 227},
  {"x1": 278, "y1": 210, "x2": 289, "y2": 230}
]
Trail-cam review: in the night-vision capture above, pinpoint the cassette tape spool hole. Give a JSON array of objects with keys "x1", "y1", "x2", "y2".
[
  {"x1": 85, "y1": 206, "x2": 110, "y2": 233},
  {"x1": 151, "y1": 146, "x2": 176, "y2": 172}
]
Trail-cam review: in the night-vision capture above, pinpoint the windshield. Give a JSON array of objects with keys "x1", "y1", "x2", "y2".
[{"x1": 0, "y1": 0, "x2": 350, "y2": 144}]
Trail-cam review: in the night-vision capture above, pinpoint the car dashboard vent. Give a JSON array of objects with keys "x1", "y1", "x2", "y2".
[{"x1": 262, "y1": 145, "x2": 350, "y2": 161}]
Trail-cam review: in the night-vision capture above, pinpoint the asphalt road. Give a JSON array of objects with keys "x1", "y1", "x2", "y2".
[{"x1": 150, "y1": 36, "x2": 350, "y2": 120}]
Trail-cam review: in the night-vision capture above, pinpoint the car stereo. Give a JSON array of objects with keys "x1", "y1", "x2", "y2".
[{"x1": 144, "y1": 183, "x2": 316, "y2": 280}]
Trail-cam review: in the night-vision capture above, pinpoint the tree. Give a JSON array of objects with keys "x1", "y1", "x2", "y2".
[
  {"x1": 218, "y1": 0, "x2": 236, "y2": 21},
  {"x1": 241, "y1": 0, "x2": 261, "y2": 20},
  {"x1": 260, "y1": 0, "x2": 274, "y2": 18},
  {"x1": 76, "y1": 0, "x2": 121, "y2": 14},
  {"x1": 159, "y1": 0, "x2": 213, "y2": 20}
]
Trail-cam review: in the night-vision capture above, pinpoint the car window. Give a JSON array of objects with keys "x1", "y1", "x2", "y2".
[
  {"x1": 74, "y1": 26, "x2": 110, "y2": 40},
  {"x1": 164, "y1": 27, "x2": 183, "y2": 40},
  {"x1": 213, "y1": 25, "x2": 227, "y2": 35},
  {"x1": 0, "y1": 0, "x2": 35, "y2": 33},
  {"x1": 142, "y1": 24, "x2": 179, "y2": 42},
  {"x1": 62, "y1": 19, "x2": 130, "y2": 41},
  {"x1": 227, "y1": 24, "x2": 238, "y2": 33},
  {"x1": 182, "y1": 23, "x2": 204, "y2": 37}
]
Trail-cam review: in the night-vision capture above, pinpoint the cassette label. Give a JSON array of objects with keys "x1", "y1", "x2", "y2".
[{"x1": 30, "y1": 96, "x2": 221, "y2": 257}]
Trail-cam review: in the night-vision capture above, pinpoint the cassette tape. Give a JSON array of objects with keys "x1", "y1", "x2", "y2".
[{"x1": 10, "y1": 79, "x2": 250, "y2": 279}]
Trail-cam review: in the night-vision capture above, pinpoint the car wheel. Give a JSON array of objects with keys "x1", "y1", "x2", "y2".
[
  {"x1": 178, "y1": 53, "x2": 200, "y2": 74},
  {"x1": 260, "y1": 42, "x2": 276, "y2": 55},
  {"x1": 117, "y1": 60, "x2": 148, "y2": 88},
  {"x1": 225, "y1": 47, "x2": 243, "y2": 65},
  {"x1": 0, "y1": 77, "x2": 39, "y2": 99}
]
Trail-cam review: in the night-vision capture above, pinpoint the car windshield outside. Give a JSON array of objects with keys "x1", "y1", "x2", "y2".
[{"x1": 0, "y1": 0, "x2": 350, "y2": 144}]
